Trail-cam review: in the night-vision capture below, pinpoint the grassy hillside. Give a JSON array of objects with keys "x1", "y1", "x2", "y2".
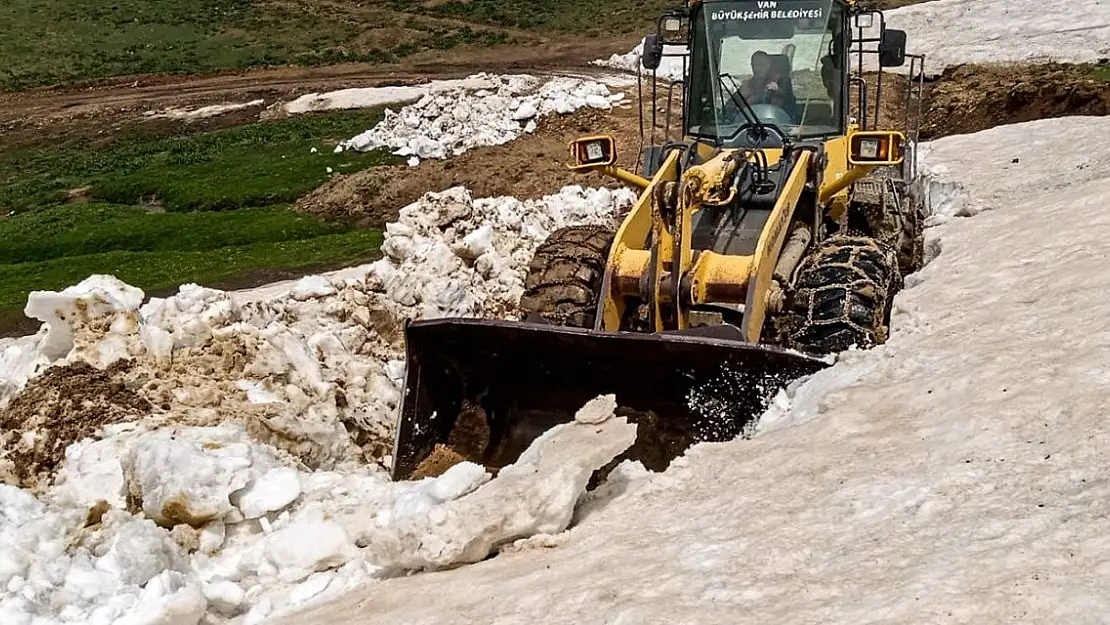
[{"x1": 0, "y1": 0, "x2": 669, "y2": 90}]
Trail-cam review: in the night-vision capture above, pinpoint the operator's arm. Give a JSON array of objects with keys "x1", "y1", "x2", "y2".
[{"x1": 739, "y1": 77, "x2": 756, "y2": 98}]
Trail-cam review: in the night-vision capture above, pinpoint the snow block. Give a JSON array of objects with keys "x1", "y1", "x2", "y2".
[{"x1": 362, "y1": 402, "x2": 637, "y2": 571}]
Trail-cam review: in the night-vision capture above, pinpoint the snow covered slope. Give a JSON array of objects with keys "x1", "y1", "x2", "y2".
[{"x1": 274, "y1": 116, "x2": 1110, "y2": 624}]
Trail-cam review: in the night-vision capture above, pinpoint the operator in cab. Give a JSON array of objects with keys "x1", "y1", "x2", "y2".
[{"x1": 739, "y1": 51, "x2": 792, "y2": 110}]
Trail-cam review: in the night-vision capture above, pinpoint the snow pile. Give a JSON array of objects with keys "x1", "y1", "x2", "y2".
[
  {"x1": 266, "y1": 115, "x2": 1110, "y2": 625},
  {"x1": 0, "y1": 400, "x2": 632, "y2": 625},
  {"x1": 365, "y1": 185, "x2": 635, "y2": 320},
  {"x1": 336, "y1": 73, "x2": 628, "y2": 165},
  {"x1": 593, "y1": 37, "x2": 689, "y2": 83},
  {"x1": 362, "y1": 395, "x2": 636, "y2": 571},
  {"x1": 146, "y1": 100, "x2": 266, "y2": 121},
  {"x1": 0, "y1": 185, "x2": 633, "y2": 477}
]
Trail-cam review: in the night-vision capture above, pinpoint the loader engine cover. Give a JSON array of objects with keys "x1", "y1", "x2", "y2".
[{"x1": 391, "y1": 318, "x2": 829, "y2": 480}]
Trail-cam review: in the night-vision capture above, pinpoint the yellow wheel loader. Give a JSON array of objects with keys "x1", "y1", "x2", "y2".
[{"x1": 391, "y1": 0, "x2": 928, "y2": 480}]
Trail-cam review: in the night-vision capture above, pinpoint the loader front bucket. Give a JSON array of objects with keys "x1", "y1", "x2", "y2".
[{"x1": 390, "y1": 318, "x2": 830, "y2": 481}]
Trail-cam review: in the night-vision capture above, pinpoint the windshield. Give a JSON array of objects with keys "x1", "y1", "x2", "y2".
[{"x1": 687, "y1": 0, "x2": 846, "y2": 144}]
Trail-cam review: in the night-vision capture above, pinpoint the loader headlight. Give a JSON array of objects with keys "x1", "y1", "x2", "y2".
[
  {"x1": 848, "y1": 131, "x2": 905, "y2": 166},
  {"x1": 586, "y1": 141, "x2": 605, "y2": 161},
  {"x1": 567, "y1": 134, "x2": 618, "y2": 170},
  {"x1": 858, "y1": 138, "x2": 880, "y2": 159}
]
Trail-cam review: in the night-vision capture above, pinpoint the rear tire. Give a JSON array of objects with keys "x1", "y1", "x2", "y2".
[
  {"x1": 518, "y1": 225, "x2": 615, "y2": 328},
  {"x1": 784, "y1": 235, "x2": 901, "y2": 355}
]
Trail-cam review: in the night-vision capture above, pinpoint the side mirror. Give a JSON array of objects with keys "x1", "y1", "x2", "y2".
[
  {"x1": 879, "y1": 28, "x2": 907, "y2": 67},
  {"x1": 568, "y1": 135, "x2": 618, "y2": 171},
  {"x1": 848, "y1": 130, "x2": 904, "y2": 166},
  {"x1": 641, "y1": 33, "x2": 664, "y2": 71}
]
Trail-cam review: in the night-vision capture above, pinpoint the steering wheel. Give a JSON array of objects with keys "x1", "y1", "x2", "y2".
[{"x1": 747, "y1": 103, "x2": 794, "y2": 128}]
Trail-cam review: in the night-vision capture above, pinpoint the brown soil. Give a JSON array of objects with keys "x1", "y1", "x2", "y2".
[
  {"x1": 849, "y1": 62, "x2": 1110, "y2": 141},
  {"x1": 297, "y1": 84, "x2": 683, "y2": 227},
  {"x1": 919, "y1": 62, "x2": 1110, "y2": 140},
  {"x1": 0, "y1": 360, "x2": 153, "y2": 490},
  {"x1": 850, "y1": 71, "x2": 920, "y2": 134}
]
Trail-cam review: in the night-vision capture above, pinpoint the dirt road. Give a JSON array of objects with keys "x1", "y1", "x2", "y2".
[{"x1": 0, "y1": 36, "x2": 641, "y2": 142}]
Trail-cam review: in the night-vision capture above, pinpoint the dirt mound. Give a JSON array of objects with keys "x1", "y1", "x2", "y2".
[
  {"x1": 0, "y1": 361, "x2": 153, "y2": 490},
  {"x1": 296, "y1": 95, "x2": 677, "y2": 228},
  {"x1": 849, "y1": 62, "x2": 1110, "y2": 141},
  {"x1": 920, "y1": 62, "x2": 1110, "y2": 139}
]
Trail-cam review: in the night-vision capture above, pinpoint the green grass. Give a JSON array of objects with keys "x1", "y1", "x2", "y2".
[
  {"x1": 0, "y1": 227, "x2": 384, "y2": 312},
  {"x1": 1, "y1": 108, "x2": 396, "y2": 212},
  {"x1": 0, "y1": 108, "x2": 397, "y2": 324},
  {"x1": 0, "y1": 204, "x2": 353, "y2": 265},
  {"x1": 1086, "y1": 65, "x2": 1110, "y2": 82},
  {"x1": 384, "y1": 0, "x2": 671, "y2": 34},
  {"x1": 0, "y1": 0, "x2": 512, "y2": 90}
]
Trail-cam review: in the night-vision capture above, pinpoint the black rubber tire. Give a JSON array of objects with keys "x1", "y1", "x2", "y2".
[
  {"x1": 518, "y1": 225, "x2": 615, "y2": 328},
  {"x1": 784, "y1": 235, "x2": 901, "y2": 355}
]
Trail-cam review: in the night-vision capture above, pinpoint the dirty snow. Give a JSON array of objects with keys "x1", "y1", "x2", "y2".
[
  {"x1": 336, "y1": 73, "x2": 628, "y2": 164},
  {"x1": 0, "y1": 181, "x2": 634, "y2": 624},
  {"x1": 361, "y1": 401, "x2": 635, "y2": 572},
  {"x1": 145, "y1": 100, "x2": 266, "y2": 121},
  {"x1": 267, "y1": 114, "x2": 1110, "y2": 624},
  {"x1": 280, "y1": 76, "x2": 501, "y2": 116}
]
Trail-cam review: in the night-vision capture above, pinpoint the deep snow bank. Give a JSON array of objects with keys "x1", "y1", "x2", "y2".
[
  {"x1": 270, "y1": 117, "x2": 1110, "y2": 625},
  {"x1": 335, "y1": 73, "x2": 628, "y2": 165},
  {"x1": 592, "y1": 39, "x2": 689, "y2": 83}
]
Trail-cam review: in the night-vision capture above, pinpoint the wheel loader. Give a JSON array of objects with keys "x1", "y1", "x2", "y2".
[{"x1": 390, "y1": 0, "x2": 928, "y2": 480}]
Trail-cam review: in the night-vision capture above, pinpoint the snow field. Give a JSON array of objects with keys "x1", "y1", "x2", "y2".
[
  {"x1": 0, "y1": 183, "x2": 636, "y2": 625},
  {"x1": 335, "y1": 73, "x2": 629, "y2": 165},
  {"x1": 270, "y1": 115, "x2": 1110, "y2": 625}
]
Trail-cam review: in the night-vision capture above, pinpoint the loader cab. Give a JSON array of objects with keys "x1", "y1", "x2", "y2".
[
  {"x1": 639, "y1": 0, "x2": 911, "y2": 151},
  {"x1": 683, "y1": 0, "x2": 850, "y2": 148}
]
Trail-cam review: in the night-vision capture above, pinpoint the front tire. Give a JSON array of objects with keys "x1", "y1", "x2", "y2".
[
  {"x1": 518, "y1": 225, "x2": 615, "y2": 328},
  {"x1": 784, "y1": 235, "x2": 901, "y2": 354}
]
